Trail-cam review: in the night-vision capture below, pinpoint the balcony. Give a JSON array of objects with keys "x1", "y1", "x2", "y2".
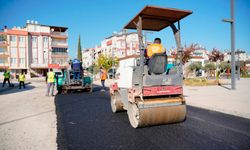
[
  {"x1": 30, "y1": 63, "x2": 48, "y2": 68},
  {"x1": 51, "y1": 32, "x2": 68, "y2": 39},
  {"x1": 0, "y1": 41, "x2": 8, "y2": 47},
  {"x1": 51, "y1": 42, "x2": 68, "y2": 48},
  {"x1": 51, "y1": 54, "x2": 68, "y2": 58},
  {"x1": 0, "y1": 52, "x2": 9, "y2": 57}
]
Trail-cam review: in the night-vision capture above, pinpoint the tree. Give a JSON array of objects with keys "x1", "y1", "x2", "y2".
[
  {"x1": 208, "y1": 48, "x2": 224, "y2": 79},
  {"x1": 96, "y1": 54, "x2": 119, "y2": 71},
  {"x1": 203, "y1": 62, "x2": 216, "y2": 78},
  {"x1": 171, "y1": 43, "x2": 200, "y2": 64},
  {"x1": 219, "y1": 62, "x2": 231, "y2": 77},
  {"x1": 77, "y1": 35, "x2": 82, "y2": 61},
  {"x1": 208, "y1": 48, "x2": 224, "y2": 62},
  {"x1": 187, "y1": 62, "x2": 202, "y2": 77}
]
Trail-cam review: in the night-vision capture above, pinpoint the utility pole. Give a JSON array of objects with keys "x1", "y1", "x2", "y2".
[
  {"x1": 223, "y1": 0, "x2": 236, "y2": 90},
  {"x1": 237, "y1": 49, "x2": 240, "y2": 80}
]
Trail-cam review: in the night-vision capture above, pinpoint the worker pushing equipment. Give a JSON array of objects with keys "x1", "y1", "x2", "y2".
[{"x1": 110, "y1": 6, "x2": 192, "y2": 128}]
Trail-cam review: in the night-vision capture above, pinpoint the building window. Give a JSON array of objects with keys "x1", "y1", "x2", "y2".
[
  {"x1": 32, "y1": 36, "x2": 37, "y2": 42},
  {"x1": 0, "y1": 47, "x2": 7, "y2": 53},
  {"x1": 19, "y1": 47, "x2": 25, "y2": 57},
  {"x1": 18, "y1": 36, "x2": 25, "y2": 43},
  {"x1": 11, "y1": 58, "x2": 17, "y2": 64},
  {"x1": 52, "y1": 48, "x2": 67, "y2": 55},
  {"x1": 20, "y1": 58, "x2": 25, "y2": 64},
  {"x1": 43, "y1": 36, "x2": 48, "y2": 43},
  {"x1": 0, "y1": 58, "x2": 7, "y2": 63},
  {"x1": 10, "y1": 47, "x2": 17, "y2": 56},
  {"x1": 10, "y1": 36, "x2": 16, "y2": 42},
  {"x1": 32, "y1": 58, "x2": 38, "y2": 64}
]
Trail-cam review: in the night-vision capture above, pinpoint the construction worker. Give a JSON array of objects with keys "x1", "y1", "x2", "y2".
[
  {"x1": 2, "y1": 69, "x2": 11, "y2": 87},
  {"x1": 145, "y1": 38, "x2": 165, "y2": 58},
  {"x1": 72, "y1": 59, "x2": 83, "y2": 82},
  {"x1": 18, "y1": 71, "x2": 26, "y2": 89},
  {"x1": 100, "y1": 67, "x2": 107, "y2": 91},
  {"x1": 46, "y1": 68, "x2": 55, "y2": 96}
]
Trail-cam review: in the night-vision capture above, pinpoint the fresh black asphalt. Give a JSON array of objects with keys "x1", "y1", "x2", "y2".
[{"x1": 55, "y1": 86, "x2": 250, "y2": 150}]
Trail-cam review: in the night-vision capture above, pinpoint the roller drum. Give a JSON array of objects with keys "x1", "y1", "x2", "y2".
[{"x1": 127, "y1": 98, "x2": 186, "y2": 128}]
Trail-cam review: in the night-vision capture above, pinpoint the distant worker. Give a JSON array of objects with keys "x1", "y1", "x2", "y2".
[
  {"x1": 2, "y1": 69, "x2": 11, "y2": 87},
  {"x1": 71, "y1": 59, "x2": 83, "y2": 82},
  {"x1": 46, "y1": 68, "x2": 55, "y2": 96},
  {"x1": 145, "y1": 38, "x2": 165, "y2": 58},
  {"x1": 18, "y1": 71, "x2": 26, "y2": 89},
  {"x1": 100, "y1": 67, "x2": 107, "y2": 91}
]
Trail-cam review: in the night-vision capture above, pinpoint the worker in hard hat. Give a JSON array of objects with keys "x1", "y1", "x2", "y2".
[
  {"x1": 145, "y1": 38, "x2": 165, "y2": 58},
  {"x1": 2, "y1": 69, "x2": 11, "y2": 87},
  {"x1": 46, "y1": 68, "x2": 55, "y2": 96},
  {"x1": 18, "y1": 71, "x2": 26, "y2": 89}
]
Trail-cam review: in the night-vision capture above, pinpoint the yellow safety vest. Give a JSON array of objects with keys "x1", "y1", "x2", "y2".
[
  {"x1": 146, "y1": 44, "x2": 165, "y2": 58},
  {"x1": 47, "y1": 72, "x2": 55, "y2": 83},
  {"x1": 4, "y1": 71, "x2": 10, "y2": 79},
  {"x1": 19, "y1": 74, "x2": 25, "y2": 82}
]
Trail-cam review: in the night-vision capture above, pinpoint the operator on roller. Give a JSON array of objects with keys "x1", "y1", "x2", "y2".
[{"x1": 145, "y1": 38, "x2": 165, "y2": 59}]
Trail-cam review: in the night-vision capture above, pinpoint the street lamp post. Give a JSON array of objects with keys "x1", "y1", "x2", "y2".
[
  {"x1": 237, "y1": 49, "x2": 240, "y2": 80},
  {"x1": 222, "y1": 0, "x2": 236, "y2": 90}
]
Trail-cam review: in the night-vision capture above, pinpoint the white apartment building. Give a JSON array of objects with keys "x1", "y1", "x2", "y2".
[
  {"x1": 0, "y1": 20, "x2": 69, "y2": 77},
  {"x1": 82, "y1": 48, "x2": 94, "y2": 68},
  {"x1": 82, "y1": 30, "x2": 139, "y2": 68},
  {"x1": 224, "y1": 50, "x2": 250, "y2": 62}
]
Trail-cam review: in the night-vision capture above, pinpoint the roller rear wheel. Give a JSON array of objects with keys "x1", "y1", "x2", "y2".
[{"x1": 110, "y1": 92, "x2": 124, "y2": 113}]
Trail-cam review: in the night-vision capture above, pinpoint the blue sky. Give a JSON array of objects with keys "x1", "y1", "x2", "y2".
[{"x1": 0, "y1": 0, "x2": 249, "y2": 58}]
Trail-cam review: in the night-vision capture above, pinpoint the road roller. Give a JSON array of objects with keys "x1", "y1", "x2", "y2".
[{"x1": 110, "y1": 6, "x2": 192, "y2": 128}]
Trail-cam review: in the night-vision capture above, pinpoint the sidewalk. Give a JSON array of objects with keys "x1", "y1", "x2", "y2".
[
  {"x1": 98, "y1": 78, "x2": 250, "y2": 119},
  {"x1": 0, "y1": 78, "x2": 57, "y2": 150},
  {"x1": 184, "y1": 78, "x2": 250, "y2": 119}
]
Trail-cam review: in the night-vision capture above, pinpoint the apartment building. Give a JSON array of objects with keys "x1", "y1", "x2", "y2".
[
  {"x1": 82, "y1": 48, "x2": 94, "y2": 68},
  {"x1": 82, "y1": 30, "x2": 139, "y2": 68},
  {"x1": 0, "y1": 20, "x2": 69, "y2": 77},
  {"x1": 102, "y1": 31, "x2": 139, "y2": 58}
]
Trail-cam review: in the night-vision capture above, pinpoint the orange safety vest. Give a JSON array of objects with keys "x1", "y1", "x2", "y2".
[
  {"x1": 146, "y1": 44, "x2": 165, "y2": 58},
  {"x1": 101, "y1": 70, "x2": 107, "y2": 80}
]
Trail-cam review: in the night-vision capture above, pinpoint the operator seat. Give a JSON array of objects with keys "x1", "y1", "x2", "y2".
[{"x1": 147, "y1": 53, "x2": 167, "y2": 75}]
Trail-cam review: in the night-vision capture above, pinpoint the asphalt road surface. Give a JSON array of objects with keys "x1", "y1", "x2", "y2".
[{"x1": 55, "y1": 86, "x2": 250, "y2": 150}]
